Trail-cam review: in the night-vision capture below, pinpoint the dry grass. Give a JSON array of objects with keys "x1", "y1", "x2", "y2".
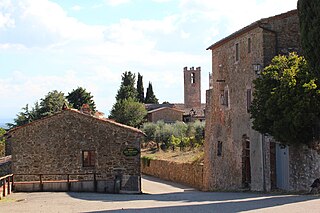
[{"x1": 141, "y1": 145, "x2": 204, "y2": 164}]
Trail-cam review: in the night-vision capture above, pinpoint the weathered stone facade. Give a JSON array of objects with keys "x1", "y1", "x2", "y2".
[
  {"x1": 184, "y1": 67, "x2": 201, "y2": 109},
  {"x1": 141, "y1": 159, "x2": 204, "y2": 190},
  {"x1": 9, "y1": 109, "x2": 144, "y2": 193},
  {"x1": 204, "y1": 10, "x2": 316, "y2": 192},
  {"x1": 145, "y1": 66, "x2": 205, "y2": 123},
  {"x1": 147, "y1": 107, "x2": 184, "y2": 123},
  {"x1": 0, "y1": 156, "x2": 12, "y2": 177},
  {"x1": 289, "y1": 145, "x2": 320, "y2": 192}
]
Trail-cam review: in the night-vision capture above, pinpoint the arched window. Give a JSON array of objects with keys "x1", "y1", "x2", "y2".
[{"x1": 191, "y1": 72, "x2": 195, "y2": 84}]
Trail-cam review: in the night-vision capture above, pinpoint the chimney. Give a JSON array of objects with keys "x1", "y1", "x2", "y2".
[{"x1": 80, "y1": 104, "x2": 91, "y2": 115}]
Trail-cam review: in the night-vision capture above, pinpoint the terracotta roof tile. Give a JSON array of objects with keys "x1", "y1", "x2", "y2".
[{"x1": 8, "y1": 108, "x2": 145, "y2": 136}]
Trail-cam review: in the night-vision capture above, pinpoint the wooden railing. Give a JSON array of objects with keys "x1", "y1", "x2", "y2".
[
  {"x1": 0, "y1": 174, "x2": 14, "y2": 197},
  {"x1": 0, "y1": 155, "x2": 11, "y2": 164},
  {"x1": 14, "y1": 173, "x2": 98, "y2": 192}
]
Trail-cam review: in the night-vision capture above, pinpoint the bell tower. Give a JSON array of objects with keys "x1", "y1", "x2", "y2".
[{"x1": 184, "y1": 66, "x2": 201, "y2": 108}]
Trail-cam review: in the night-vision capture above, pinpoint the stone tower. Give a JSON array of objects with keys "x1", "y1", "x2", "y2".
[{"x1": 184, "y1": 66, "x2": 201, "y2": 108}]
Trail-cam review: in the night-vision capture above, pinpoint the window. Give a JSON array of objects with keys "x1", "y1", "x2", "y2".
[
  {"x1": 220, "y1": 89, "x2": 229, "y2": 107},
  {"x1": 246, "y1": 89, "x2": 252, "y2": 113},
  {"x1": 224, "y1": 90, "x2": 229, "y2": 107},
  {"x1": 248, "y1": 38, "x2": 251, "y2": 53},
  {"x1": 82, "y1": 150, "x2": 95, "y2": 167},
  {"x1": 217, "y1": 141, "x2": 222, "y2": 156},
  {"x1": 235, "y1": 43, "x2": 239, "y2": 61},
  {"x1": 191, "y1": 72, "x2": 195, "y2": 84}
]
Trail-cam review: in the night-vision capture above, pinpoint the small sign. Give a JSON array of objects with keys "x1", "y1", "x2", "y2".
[{"x1": 123, "y1": 147, "x2": 140, "y2": 157}]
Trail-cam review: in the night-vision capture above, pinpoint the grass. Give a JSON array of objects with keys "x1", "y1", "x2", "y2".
[{"x1": 0, "y1": 197, "x2": 18, "y2": 202}]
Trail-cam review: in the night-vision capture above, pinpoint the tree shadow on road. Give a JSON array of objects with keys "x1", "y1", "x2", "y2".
[
  {"x1": 68, "y1": 175, "x2": 320, "y2": 212},
  {"x1": 68, "y1": 190, "x2": 319, "y2": 213},
  {"x1": 76, "y1": 193, "x2": 319, "y2": 213}
]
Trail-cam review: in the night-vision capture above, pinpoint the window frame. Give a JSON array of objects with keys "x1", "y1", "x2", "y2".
[
  {"x1": 248, "y1": 38, "x2": 251, "y2": 53},
  {"x1": 235, "y1": 43, "x2": 239, "y2": 62},
  {"x1": 191, "y1": 72, "x2": 195, "y2": 84},
  {"x1": 246, "y1": 88, "x2": 252, "y2": 113},
  {"x1": 82, "y1": 150, "x2": 96, "y2": 167},
  {"x1": 217, "y1": 141, "x2": 222, "y2": 156}
]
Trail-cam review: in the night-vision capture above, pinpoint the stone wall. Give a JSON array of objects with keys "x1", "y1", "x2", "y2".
[
  {"x1": 289, "y1": 145, "x2": 320, "y2": 192},
  {"x1": 0, "y1": 142, "x2": 4, "y2": 157},
  {"x1": 184, "y1": 66, "x2": 201, "y2": 108},
  {"x1": 0, "y1": 156, "x2": 12, "y2": 177},
  {"x1": 148, "y1": 108, "x2": 183, "y2": 123},
  {"x1": 141, "y1": 159, "x2": 204, "y2": 190},
  {"x1": 10, "y1": 109, "x2": 144, "y2": 193},
  {"x1": 204, "y1": 10, "x2": 301, "y2": 192}
]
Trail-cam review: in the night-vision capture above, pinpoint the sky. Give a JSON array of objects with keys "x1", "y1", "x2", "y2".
[{"x1": 0, "y1": 0, "x2": 298, "y2": 123}]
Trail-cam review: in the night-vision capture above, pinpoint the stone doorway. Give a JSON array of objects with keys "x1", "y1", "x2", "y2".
[{"x1": 242, "y1": 135, "x2": 251, "y2": 189}]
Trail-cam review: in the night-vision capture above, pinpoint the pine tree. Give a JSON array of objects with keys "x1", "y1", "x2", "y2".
[
  {"x1": 39, "y1": 90, "x2": 66, "y2": 117},
  {"x1": 136, "y1": 73, "x2": 144, "y2": 103},
  {"x1": 145, "y1": 82, "x2": 159, "y2": 104},
  {"x1": 67, "y1": 87, "x2": 96, "y2": 112}
]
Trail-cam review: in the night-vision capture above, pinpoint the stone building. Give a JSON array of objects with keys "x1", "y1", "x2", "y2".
[
  {"x1": 8, "y1": 108, "x2": 144, "y2": 193},
  {"x1": 147, "y1": 107, "x2": 184, "y2": 123},
  {"x1": 145, "y1": 66, "x2": 206, "y2": 123},
  {"x1": 204, "y1": 9, "x2": 320, "y2": 192},
  {"x1": 184, "y1": 66, "x2": 201, "y2": 109}
]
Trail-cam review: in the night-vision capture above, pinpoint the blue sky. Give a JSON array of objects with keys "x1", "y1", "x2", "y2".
[{"x1": 0, "y1": 0, "x2": 298, "y2": 123}]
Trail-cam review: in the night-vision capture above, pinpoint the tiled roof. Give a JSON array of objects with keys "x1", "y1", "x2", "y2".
[
  {"x1": 206, "y1": 9, "x2": 298, "y2": 50},
  {"x1": 8, "y1": 108, "x2": 145, "y2": 136},
  {"x1": 147, "y1": 107, "x2": 185, "y2": 114}
]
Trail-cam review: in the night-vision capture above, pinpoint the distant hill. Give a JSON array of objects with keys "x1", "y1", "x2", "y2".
[{"x1": 0, "y1": 119, "x2": 12, "y2": 129}]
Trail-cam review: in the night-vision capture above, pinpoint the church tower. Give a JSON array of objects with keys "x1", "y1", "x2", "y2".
[{"x1": 184, "y1": 66, "x2": 201, "y2": 108}]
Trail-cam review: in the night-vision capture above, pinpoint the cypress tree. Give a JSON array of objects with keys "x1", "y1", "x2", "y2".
[
  {"x1": 136, "y1": 73, "x2": 145, "y2": 103},
  {"x1": 145, "y1": 82, "x2": 159, "y2": 104},
  {"x1": 115, "y1": 71, "x2": 137, "y2": 101},
  {"x1": 298, "y1": 0, "x2": 320, "y2": 77}
]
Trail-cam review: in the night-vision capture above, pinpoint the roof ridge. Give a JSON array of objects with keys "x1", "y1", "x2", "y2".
[
  {"x1": 8, "y1": 108, "x2": 145, "y2": 136},
  {"x1": 207, "y1": 9, "x2": 298, "y2": 50}
]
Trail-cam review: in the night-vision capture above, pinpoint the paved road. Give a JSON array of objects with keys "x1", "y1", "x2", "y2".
[{"x1": 1, "y1": 175, "x2": 320, "y2": 213}]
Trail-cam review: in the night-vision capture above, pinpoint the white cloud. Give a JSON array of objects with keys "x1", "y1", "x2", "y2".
[
  {"x1": 71, "y1": 5, "x2": 82, "y2": 11},
  {"x1": 0, "y1": 0, "x2": 299, "y2": 120},
  {"x1": 179, "y1": 0, "x2": 298, "y2": 37},
  {"x1": 105, "y1": 0, "x2": 131, "y2": 6}
]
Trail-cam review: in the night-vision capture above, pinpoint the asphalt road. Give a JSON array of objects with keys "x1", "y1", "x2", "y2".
[{"x1": 1, "y1": 175, "x2": 320, "y2": 213}]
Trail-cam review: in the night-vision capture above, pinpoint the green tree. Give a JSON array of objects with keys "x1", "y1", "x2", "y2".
[
  {"x1": 11, "y1": 104, "x2": 33, "y2": 127},
  {"x1": 193, "y1": 120, "x2": 205, "y2": 145},
  {"x1": 136, "y1": 73, "x2": 144, "y2": 103},
  {"x1": 67, "y1": 87, "x2": 96, "y2": 112},
  {"x1": 145, "y1": 82, "x2": 158, "y2": 104},
  {"x1": 142, "y1": 122, "x2": 157, "y2": 141},
  {"x1": 39, "y1": 90, "x2": 66, "y2": 117},
  {"x1": 9, "y1": 90, "x2": 67, "y2": 128},
  {"x1": 116, "y1": 71, "x2": 137, "y2": 101},
  {"x1": 250, "y1": 53, "x2": 320, "y2": 146},
  {"x1": 298, "y1": 0, "x2": 320, "y2": 77},
  {"x1": 109, "y1": 97, "x2": 147, "y2": 127}
]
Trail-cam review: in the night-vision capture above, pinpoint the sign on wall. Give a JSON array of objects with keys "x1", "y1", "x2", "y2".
[{"x1": 123, "y1": 147, "x2": 140, "y2": 157}]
